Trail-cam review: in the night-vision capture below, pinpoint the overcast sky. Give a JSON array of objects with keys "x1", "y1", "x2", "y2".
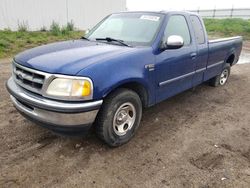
[{"x1": 127, "y1": 0, "x2": 250, "y2": 11}]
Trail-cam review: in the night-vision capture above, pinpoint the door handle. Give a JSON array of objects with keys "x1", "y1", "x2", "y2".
[{"x1": 190, "y1": 52, "x2": 197, "y2": 59}]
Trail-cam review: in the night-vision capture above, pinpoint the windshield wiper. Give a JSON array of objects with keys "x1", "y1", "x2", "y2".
[
  {"x1": 95, "y1": 37, "x2": 131, "y2": 47},
  {"x1": 80, "y1": 36, "x2": 90, "y2": 41}
]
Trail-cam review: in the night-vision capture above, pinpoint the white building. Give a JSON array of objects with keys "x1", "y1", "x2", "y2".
[{"x1": 0, "y1": 0, "x2": 126, "y2": 31}]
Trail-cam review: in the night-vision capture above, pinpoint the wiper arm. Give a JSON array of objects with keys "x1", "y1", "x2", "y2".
[{"x1": 95, "y1": 37, "x2": 131, "y2": 47}]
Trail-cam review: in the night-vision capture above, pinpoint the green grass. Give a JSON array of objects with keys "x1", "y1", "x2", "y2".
[
  {"x1": 204, "y1": 18, "x2": 250, "y2": 40},
  {"x1": 0, "y1": 30, "x2": 84, "y2": 58}
]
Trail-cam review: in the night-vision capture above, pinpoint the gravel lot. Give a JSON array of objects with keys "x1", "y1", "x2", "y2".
[{"x1": 0, "y1": 50, "x2": 250, "y2": 187}]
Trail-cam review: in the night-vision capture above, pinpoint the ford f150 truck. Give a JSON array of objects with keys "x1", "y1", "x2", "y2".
[{"x1": 6, "y1": 11, "x2": 242, "y2": 146}]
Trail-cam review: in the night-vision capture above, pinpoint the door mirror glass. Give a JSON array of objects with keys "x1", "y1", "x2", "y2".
[{"x1": 162, "y1": 35, "x2": 184, "y2": 50}]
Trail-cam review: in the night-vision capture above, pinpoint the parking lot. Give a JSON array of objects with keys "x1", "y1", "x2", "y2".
[{"x1": 0, "y1": 48, "x2": 250, "y2": 187}]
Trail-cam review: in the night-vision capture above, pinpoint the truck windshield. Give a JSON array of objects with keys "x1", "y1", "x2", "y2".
[{"x1": 85, "y1": 13, "x2": 164, "y2": 46}]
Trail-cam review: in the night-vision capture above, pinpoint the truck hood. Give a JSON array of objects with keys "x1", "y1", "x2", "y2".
[{"x1": 14, "y1": 40, "x2": 135, "y2": 75}]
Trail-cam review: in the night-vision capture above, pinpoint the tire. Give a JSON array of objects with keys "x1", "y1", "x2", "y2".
[
  {"x1": 209, "y1": 64, "x2": 231, "y2": 87},
  {"x1": 95, "y1": 88, "x2": 142, "y2": 147}
]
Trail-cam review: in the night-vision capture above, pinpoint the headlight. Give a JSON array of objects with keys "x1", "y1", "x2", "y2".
[{"x1": 46, "y1": 77, "x2": 93, "y2": 100}]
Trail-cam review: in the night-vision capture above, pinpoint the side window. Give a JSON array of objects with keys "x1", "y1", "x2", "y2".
[
  {"x1": 190, "y1": 16, "x2": 205, "y2": 44},
  {"x1": 164, "y1": 15, "x2": 191, "y2": 46}
]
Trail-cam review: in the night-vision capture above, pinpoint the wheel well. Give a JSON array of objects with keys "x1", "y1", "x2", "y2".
[
  {"x1": 226, "y1": 54, "x2": 235, "y2": 66},
  {"x1": 108, "y1": 82, "x2": 149, "y2": 108}
]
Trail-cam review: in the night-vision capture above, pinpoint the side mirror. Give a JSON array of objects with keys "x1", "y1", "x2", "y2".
[{"x1": 161, "y1": 35, "x2": 184, "y2": 50}]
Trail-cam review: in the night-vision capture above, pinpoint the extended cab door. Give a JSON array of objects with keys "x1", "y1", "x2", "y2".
[
  {"x1": 190, "y1": 15, "x2": 209, "y2": 86},
  {"x1": 155, "y1": 14, "x2": 197, "y2": 103}
]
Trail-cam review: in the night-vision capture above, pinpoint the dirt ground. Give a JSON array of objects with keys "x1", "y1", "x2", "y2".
[{"x1": 0, "y1": 51, "x2": 250, "y2": 187}]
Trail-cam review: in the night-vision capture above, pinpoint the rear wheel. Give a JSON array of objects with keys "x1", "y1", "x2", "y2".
[
  {"x1": 210, "y1": 64, "x2": 231, "y2": 87},
  {"x1": 95, "y1": 88, "x2": 142, "y2": 147}
]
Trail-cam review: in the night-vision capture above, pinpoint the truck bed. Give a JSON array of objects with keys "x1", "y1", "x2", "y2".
[{"x1": 203, "y1": 36, "x2": 243, "y2": 81}]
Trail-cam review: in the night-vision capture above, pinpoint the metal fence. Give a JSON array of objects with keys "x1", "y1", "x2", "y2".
[{"x1": 189, "y1": 8, "x2": 250, "y2": 19}]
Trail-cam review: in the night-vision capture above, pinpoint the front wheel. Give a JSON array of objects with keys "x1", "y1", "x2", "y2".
[
  {"x1": 209, "y1": 64, "x2": 231, "y2": 87},
  {"x1": 95, "y1": 88, "x2": 142, "y2": 147}
]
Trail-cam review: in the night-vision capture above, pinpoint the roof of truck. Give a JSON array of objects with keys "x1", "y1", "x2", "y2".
[{"x1": 114, "y1": 10, "x2": 199, "y2": 16}]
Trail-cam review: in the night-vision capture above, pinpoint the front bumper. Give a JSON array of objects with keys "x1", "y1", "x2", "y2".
[{"x1": 6, "y1": 77, "x2": 103, "y2": 132}]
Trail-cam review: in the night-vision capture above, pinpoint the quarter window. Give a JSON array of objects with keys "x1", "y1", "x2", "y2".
[{"x1": 164, "y1": 15, "x2": 191, "y2": 46}]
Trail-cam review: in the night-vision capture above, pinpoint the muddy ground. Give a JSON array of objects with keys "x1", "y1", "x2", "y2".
[{"x1": 0, "y1": 51, "x2": 250, "y2": 187}]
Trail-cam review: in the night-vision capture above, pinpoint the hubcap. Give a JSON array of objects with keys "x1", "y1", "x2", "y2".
[
  {"x1": 220, "y1": 69, "x2": 229, "y2": 85},
  {"x1": 113, "y1": 102, "x2": 136, "y2": 136}
]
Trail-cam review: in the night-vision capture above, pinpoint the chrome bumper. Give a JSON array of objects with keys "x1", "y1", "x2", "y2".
[{"x1": 6, "y1": 77, "x2": 103, "y2": 127}]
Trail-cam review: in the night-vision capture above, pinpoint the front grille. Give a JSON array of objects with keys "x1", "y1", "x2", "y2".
[{"x1": 13, "y1": 62, "x2": 46, "y2": 94}]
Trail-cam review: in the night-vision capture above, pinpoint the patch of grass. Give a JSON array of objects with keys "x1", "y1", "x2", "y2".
[
  {"x1": 66, "y1": 20, "x2": 75, "y2": 31},
  {"x1": 18, "y1": 21, "x2": 29, "y2": 32},
  {"x1": 0, "y1": 30, "x2": 84, "y2": 58},
  {"x1": 204, "y1": 18, "x2": 250, "y2": 40},
  {"x1": 61, "y1": 26, "x2": 70, "y2": 35},
  {"x1": 49, "y1": 21, "x2": 76, "y2": 36},
  {"x1": 50, "y1": 21, "x2": 61, "y2": 36}
]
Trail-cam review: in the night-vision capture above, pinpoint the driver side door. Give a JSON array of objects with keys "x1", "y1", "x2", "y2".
[{"x1": 155, "y1": 15, "x2": 197, "y2": 103}]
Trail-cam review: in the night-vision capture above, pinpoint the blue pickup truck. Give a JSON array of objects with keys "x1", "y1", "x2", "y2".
[{"x1": 6, "y1": 11, "x2": 242, "y2": 146}]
